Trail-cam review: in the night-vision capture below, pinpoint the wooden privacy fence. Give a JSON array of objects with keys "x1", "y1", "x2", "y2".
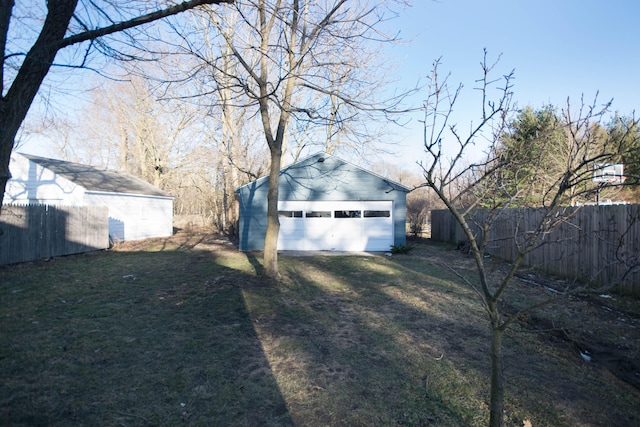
[
  {"x1": 431, "y1": 205, "x2": 640, "y2": 295},
  {"x1": 0, "y1": 205, "x2": 109, "y2": 265}
]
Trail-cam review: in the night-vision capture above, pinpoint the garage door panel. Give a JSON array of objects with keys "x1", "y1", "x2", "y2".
[
  {"x1": 364, "y1": 238, "x2": 392, "y2": 251},
  {"x1": 279, "y1": 220, "x2": 304, "y2": 232},
  {"x1": 362, "y1": 228, "x2": 391, "y2": 239},
  {"x1": 278, "y1": 218, "x2": 306, "y2": 250},
  {"x1": 304, "y1": 218, "x2": 333, "y2": 238},
  {"x1": 332, "y1": 219, "x2": 362, "y2": 234},
  {"x1": 279, "y1": 238, "x2": 307, "y2": 250},
  {"x1": 332, "y1": 236, "x2": 367, "y2": 251}
]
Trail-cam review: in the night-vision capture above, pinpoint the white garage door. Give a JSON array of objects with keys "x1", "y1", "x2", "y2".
[{"x1": 277, "y1": 201, "x2": 393, "y2": 251}]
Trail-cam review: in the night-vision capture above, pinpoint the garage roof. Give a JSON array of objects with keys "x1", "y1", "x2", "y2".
[
  {"x1": 236, "y1": 152, "x2": 411, "y2": 194},
  {"x1": 19, "y1": 153, "x2": 172, "y2": 198}
]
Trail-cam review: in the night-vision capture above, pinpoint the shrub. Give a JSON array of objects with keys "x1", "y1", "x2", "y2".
[{"x1": 390, "y1": 244, "x2": 414, "y2": 254}]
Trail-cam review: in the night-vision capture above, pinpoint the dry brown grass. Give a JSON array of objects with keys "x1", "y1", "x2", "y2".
[{"x1": 1, "y1": 230, "x2": 638, "y2": 426}]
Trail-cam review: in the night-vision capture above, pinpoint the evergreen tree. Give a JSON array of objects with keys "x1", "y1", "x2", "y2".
[
  {"x1": 493, "y1": 105, "x2": 568, "y2": 206},
  {"x1": 608, "y1": 114, "x2": 640, "y2": 184}
]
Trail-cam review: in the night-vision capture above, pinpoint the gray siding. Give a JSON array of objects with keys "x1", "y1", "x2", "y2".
[{"x1": 237, "y1": 153, "x2": 409, "y2": 251}]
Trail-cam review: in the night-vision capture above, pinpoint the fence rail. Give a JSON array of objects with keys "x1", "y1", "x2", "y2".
[
  {"x1": 0, "y1": 204, "x2": 109, "y2": 265},
  {"x1": 431, "y1": 205, "x2": 640, "y2": 295}
]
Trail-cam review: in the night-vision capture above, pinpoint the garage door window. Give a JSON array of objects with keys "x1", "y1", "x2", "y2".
[
  {"x1": 306, "y1": 211, "x2": 331, "y2": 218},
  {"x1": 364, "y1": 210, "x2": 390, "y2": 217},
  {"x1": 335, "y1": 210, "x2": 361, "y2": 218},
  {"x1": 279, "y1": 210, "x2": 303, "y2": 218}
]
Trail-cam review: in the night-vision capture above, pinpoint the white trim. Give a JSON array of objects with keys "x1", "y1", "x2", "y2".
[{"x1": 85, "y1": 190, "x2": 174, "y2": 200}]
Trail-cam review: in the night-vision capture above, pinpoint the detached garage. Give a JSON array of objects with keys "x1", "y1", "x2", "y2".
[
  {"x1": 236, "y1": 152, "x2": 410, "y2": 252},
  {"x1": 4, "y1": 152, "x2": 174, "y2": 242}
]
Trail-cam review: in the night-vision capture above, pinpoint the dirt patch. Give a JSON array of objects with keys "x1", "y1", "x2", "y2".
[
  {"x1": 507, "y1": 272, "x2": 640, "y2": 392},
  {"x1": 112, "y1": 229, "x2": 236, "y2": 253}
]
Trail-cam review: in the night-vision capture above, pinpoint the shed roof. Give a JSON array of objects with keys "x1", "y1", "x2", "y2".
[
  {"x1": 236, "y1": 152, "x2": 411, "y2": 194},
  {"x1": 19, "y1": 153, "x2": 172, "y2": 198}
]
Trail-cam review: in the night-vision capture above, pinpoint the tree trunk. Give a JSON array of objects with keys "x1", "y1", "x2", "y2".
[
  {"x1": 0, "y1": 0, "x2": 232, "y2": 213},
  {"x1": 0, "y1": 0, "x2": 78, "y2": 212},
  {"x1": 263, "y1": 148, "x2": 282, "y2": 279},
  {"x1": 0, "y1": 128, "x2": 12, "y2": 208},
  {"x1": 489, "y1": 325, "x2": 505, "y2": 427}
]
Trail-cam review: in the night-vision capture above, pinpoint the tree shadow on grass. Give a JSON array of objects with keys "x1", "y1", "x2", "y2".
[
  {"x1": 261, "y1": 246, "x2": 639, "y2": 426},
  {"x1": 244, "y1": 252, "x2": 485, "y2": 426},
  {"x1": 0, "y1": 249, "x2": 293, "y2": 426},
  {"x1": 244, "y1": 251, "x2": 265, "y2": 277},
  {"x1": 388, "y1": 241, "x2": 640, "y2": 427}
]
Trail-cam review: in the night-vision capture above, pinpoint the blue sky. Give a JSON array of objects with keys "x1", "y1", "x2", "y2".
[
  {"x1": 385, "y1": 0, "x2": 640, "y2": 168},
  {"x1": 18, "y1": 0, "x2": 640, "y2": 169}
]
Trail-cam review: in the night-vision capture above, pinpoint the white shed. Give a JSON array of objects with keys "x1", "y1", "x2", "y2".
[{"x1": 3, "y1": 152, "x2": 174, "y2": 242}]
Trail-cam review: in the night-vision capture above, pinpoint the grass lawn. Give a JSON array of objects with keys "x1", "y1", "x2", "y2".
[{"x1": 1, "y1": 230, "x2": 639, "y2": 426}]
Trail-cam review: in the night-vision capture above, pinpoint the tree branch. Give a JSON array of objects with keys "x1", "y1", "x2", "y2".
[
  {"x1": 58, "y1": 0, "x2": 234, "y2": 51},
  {"x1": 0, "y1": 0, "x2": 13, "y2": 96}
]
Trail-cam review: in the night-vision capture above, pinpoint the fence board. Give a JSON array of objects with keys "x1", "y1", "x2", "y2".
[
  {"x1": 431, "y1": 205, "x2": 640, "y2": 295},
  {"x1": 0, "y1": 205, "x2": 109, "y2": 265}
]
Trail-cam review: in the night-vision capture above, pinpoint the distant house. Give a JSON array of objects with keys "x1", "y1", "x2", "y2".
[
  {"x1": 3, "y1": 152, "x2": 174, "y2": 242},
  {"x1": 236, "y1": 152, "x2": 410, "y2": 252}
]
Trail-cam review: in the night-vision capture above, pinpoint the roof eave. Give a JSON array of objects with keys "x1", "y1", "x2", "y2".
[
  {"x1": 85, "y1": 190, "x2": 174, "y2": 199},
  {"x1": 236, "y1": 151, "x2": 412, "y2": 193}
]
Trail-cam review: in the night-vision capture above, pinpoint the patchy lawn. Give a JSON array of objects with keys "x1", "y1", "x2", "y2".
[{"x1": 1, "y1": 230, "x2": 638, "y2": 426}]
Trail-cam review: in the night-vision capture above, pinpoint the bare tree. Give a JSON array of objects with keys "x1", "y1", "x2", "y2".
[
  {"x1": 0, "y1": 0, "x2": 232, "y2": 212},
  {"x1": 370, "y1": 160, "x2": 443, "y2": 238},
  {"x1": 62, "y1": 74, "x2": 195, "y2": 181},
  {"x1": 181, "y1": 0, "x2": 410, "y2": 278},
  {"x1": 417, "y1": 52, "x2": 639, "y2": 427},
  {"x1": 48, "y1": 66, "x2": 265, "y2": 229},
  {"x1": 192, "y1": 10, "x2": 269, "y2": 232},
  {"x1": 284, "y1": 45, "x2": 396, "y2": 162}
]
